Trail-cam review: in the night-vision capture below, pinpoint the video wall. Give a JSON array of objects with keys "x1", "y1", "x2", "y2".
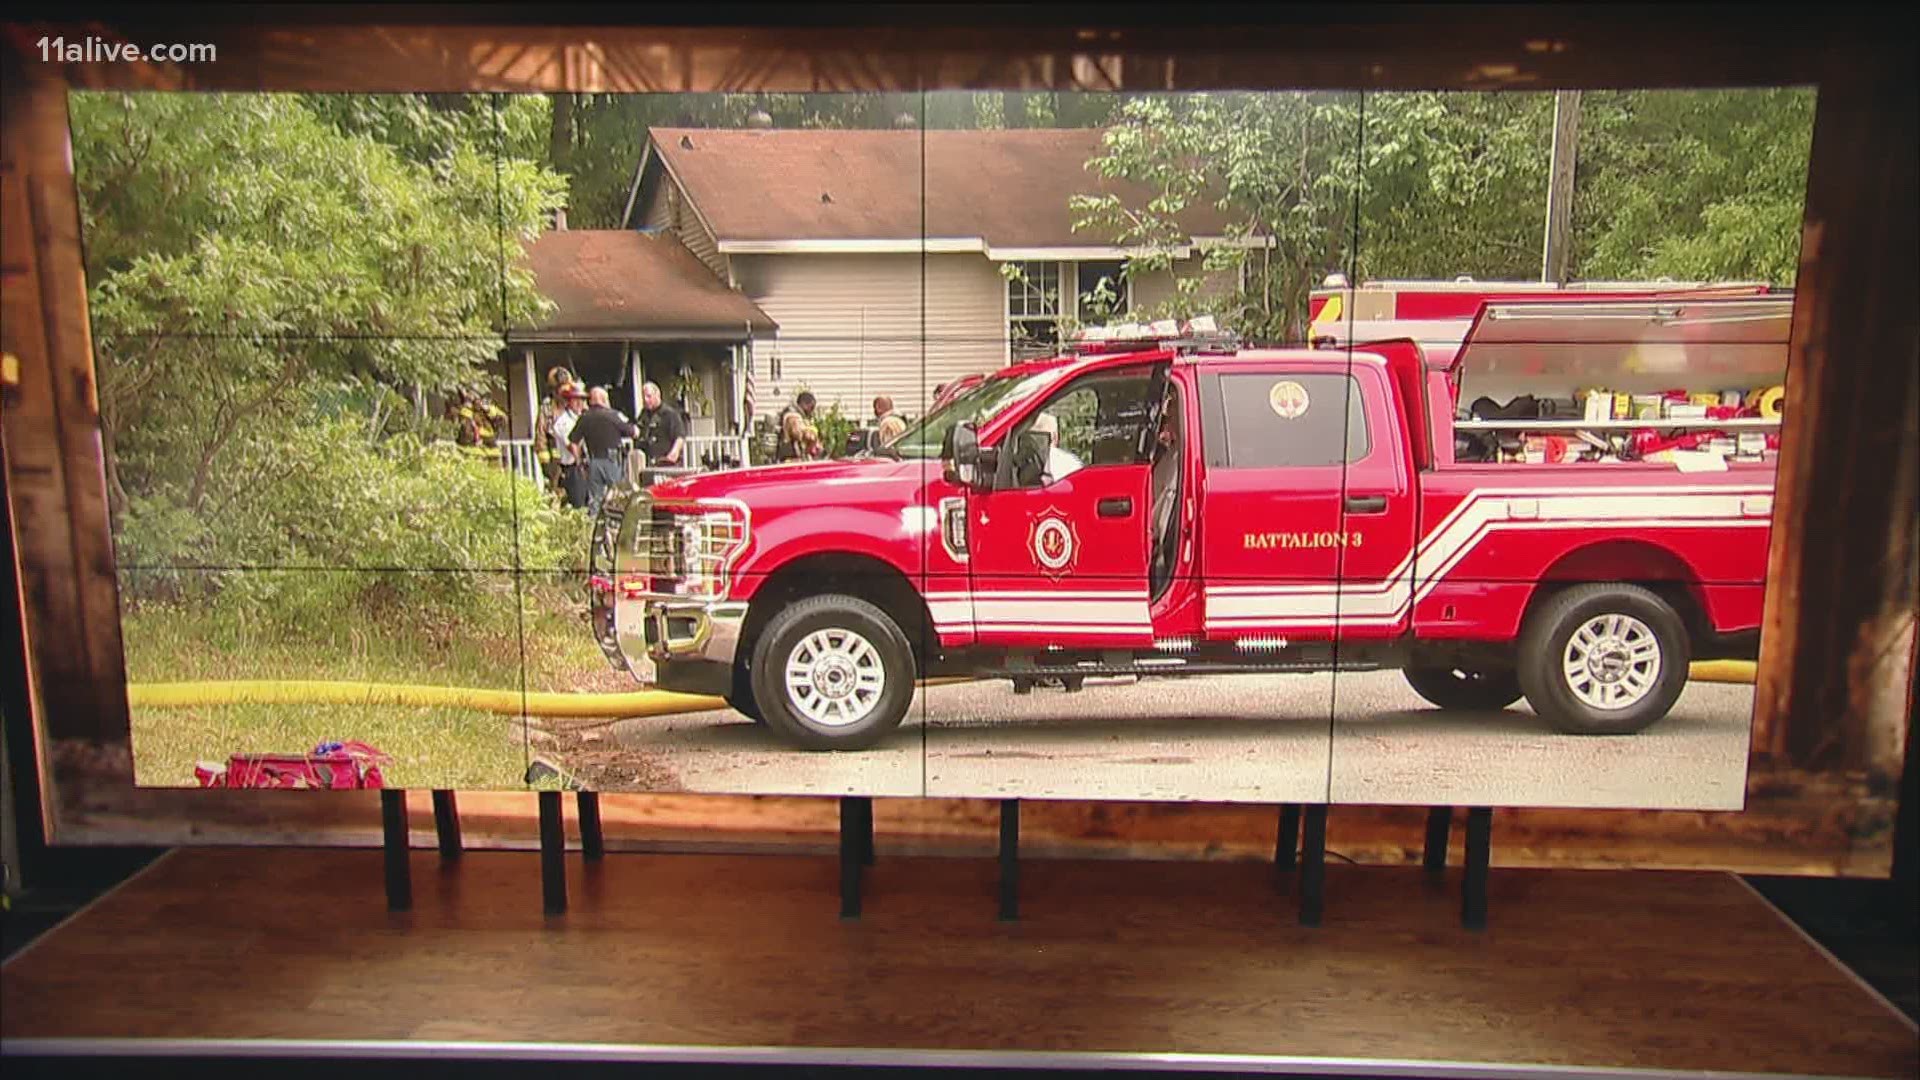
[{"x1": 74, "y1": 88, "x2": 1813, "y2": 810}]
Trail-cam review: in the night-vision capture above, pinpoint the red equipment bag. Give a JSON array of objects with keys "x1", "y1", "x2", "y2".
[{"x1": 194, "y1": 740, "x2": 390, "y2": 789}]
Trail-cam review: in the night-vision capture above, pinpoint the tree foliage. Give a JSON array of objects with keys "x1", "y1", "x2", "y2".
[
  {"x1": 1572, "y1": 88, "x2": 1814, "y2": 284},
  {"x1": 72, "y1": 92, "x2": 569, "y2": 575},
  {"x1": 1071, "y1": 89, "x2": 1814, "y2": 340}
]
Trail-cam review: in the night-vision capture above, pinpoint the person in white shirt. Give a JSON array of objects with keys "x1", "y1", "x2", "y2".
[
  {"x1": 551, "y1": 384, "x2": 588, "y2": 507},
  {"x1": 1028, "y1": 411, "x2": 1083, "y2": 482}
]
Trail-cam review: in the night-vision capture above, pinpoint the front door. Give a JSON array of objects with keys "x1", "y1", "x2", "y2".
[{"x1": 968, "y1": 363, "x2": 1161, "y2": 648}]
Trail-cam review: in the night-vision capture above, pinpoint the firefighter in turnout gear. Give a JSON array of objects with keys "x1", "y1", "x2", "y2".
[
  {"x1": 534, "y1": 367, "x2": 575, "y2": 495},
  {"x1": 448, "y1": 389, "x2": 506, "y2": 462}
]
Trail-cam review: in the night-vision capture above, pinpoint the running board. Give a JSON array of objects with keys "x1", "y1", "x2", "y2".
[{"x1": 978, "y1": 659, "x2": 1391, "y2": 679}]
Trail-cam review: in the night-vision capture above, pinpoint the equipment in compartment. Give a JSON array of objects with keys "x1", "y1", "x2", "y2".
[{"x1": 1456, "y1": 384, "x2": 1784, "y2": 465}]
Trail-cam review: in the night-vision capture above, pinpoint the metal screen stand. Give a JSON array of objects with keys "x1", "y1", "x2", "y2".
[
  {"x1": 578, "y1": 792, "x2": 604, "y2": 862},
  {"x1": 1274, "y1": 803, "x2": 1302, "y2": 872},
  {"x1": 839, "y1": 797, "x2": 869, "y2": 919},
  {"x1": 539, "y1": 791, "x2": 567, "y2": 915},
  {"x1": 431, "y1": 790, "x2": 461, "y2": 859},
  {"x1": 1462, "y1": 807, "x2": 1493, "y2": 930},
  {"x1": 998, "y1": 799, "x2": 1021, "y2": 921},
  {"x1": 1423, "y1": 806, "x2": 1452, "y2": 874},
  {"x1": 381, "y1": 789, "x2": 411, "y2": 912},
  {"x1": 1298, "y1": 804, "x2": 1328, "y2": 927}
]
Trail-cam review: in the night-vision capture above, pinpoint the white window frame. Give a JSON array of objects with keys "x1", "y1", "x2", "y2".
[
  {"x1": 1007, "y1": 259, "x2": 1064, "y2": 362},
  {"x1": 1004, "y1": 258, "x2": 1138, "y2": 364}
]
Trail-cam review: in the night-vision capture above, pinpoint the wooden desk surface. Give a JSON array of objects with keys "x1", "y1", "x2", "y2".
[{"x1": 4, "y1": 847, "x2": 1915, "y2": 1078}]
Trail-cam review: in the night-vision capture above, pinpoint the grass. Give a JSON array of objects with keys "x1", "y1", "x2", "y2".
[{"x1": 121, "y1": 577, "x2": 620, "y2": 790}]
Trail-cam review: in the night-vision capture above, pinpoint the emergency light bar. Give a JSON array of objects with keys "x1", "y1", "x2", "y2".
[{"x1": 1068, "y1": 315, "x2": 1233, "y2": 354}]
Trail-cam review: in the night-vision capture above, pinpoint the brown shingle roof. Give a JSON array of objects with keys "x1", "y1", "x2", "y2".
[
  {"x1": 646, "y1": 128, "x2": 1240, "y2": 247},
  {"x1": 513, "y1": 229, "x2": 774, "y2": 340}
]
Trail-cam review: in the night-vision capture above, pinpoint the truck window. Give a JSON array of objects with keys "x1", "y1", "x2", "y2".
[
  {"x1": 1012, "y1": 366, "x2": 1157, "y2": 471},
  {"x1": 1210, "y1": 372, "x2": 1370, "y2": 468}
]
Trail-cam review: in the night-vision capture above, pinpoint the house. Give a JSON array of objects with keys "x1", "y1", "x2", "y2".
[
  {"x1": 510, "y1": 127, "x2": 1250, "y2": 435},
  {"x1": 504, "y1": 225, "x2": 773, "y2": 441}
]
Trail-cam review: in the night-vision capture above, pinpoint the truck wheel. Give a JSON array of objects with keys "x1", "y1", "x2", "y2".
[
  {"x1": 749, "y1": 594, "x2": 915, "y2": 750},
  {"x1": 1402, "y1": 666, "x2": 1522, "y2": 711},
  {"x1": 1518, "y1": 584, "x2": 1690, "y2": 735}
]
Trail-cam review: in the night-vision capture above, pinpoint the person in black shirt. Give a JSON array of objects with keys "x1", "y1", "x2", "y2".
[
  {"x1": 635, "y1": 381, "x2": 687, "y2": 469},
  {"x1": 569, "y1": 386, "x2": 640, "y2": 514}
]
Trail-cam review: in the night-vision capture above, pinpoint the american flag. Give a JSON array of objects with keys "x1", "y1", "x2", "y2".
[{"x1": 740, "y1": 348, "x2": 756, "y2": 432}]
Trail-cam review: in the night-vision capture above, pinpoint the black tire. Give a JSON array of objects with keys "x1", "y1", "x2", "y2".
[
  {"x1": 1011, "y1": 678, "x2": 1034, "y2": 695},
  {"x1": 1062, "y1": 676, "x2": 1085, "y2": 693},
  {"x1": 1403, "y1": 666, "x2": 1523, "y2": 711},
  {"x1": 1517, "y1": 583, "x2": 1690, "y2": 735},
  {"x1": 749, "y1": 594, "x2": 916, "y2": 750},
  {"x1": 725, "y1": 664, "x2": 764, "y2": 724}
]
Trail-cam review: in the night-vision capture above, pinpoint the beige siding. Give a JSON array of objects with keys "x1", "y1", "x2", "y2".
[
  {"x1": 675, "y1": 193, "x2": 727, "y2": 280},
  {"x1": 1129, "y1": 254, "x2": 1239, "y2": 317},
  {"x1": 738, "y1": 253, "x2": 1005, "y2": 420},
  {"x1": 637, "y1": 181, "x2": 671, "y2": 229},
  {"x1": 638, "y1": 174, "x2": 728, "y2": 281}
]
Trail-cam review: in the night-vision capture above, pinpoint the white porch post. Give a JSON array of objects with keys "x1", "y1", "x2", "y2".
[
  {"x1": 628, "y1": 342, "x2": 643, "y2": 416},
  {"x1": 520, "y1": 347, "x2": 537, "y2": 438},
  {"x1": 730, "y1": 341, "x2": 745, "y2": 434}
]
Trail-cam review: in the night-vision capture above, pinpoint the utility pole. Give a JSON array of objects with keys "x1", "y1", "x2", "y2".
[{"x1": 1541, "y1": 90, "x2": 1582, "y2": 284}]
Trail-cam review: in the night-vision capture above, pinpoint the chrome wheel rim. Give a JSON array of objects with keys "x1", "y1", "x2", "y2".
[
  {"x1": 1562, "y1": 613, "x2": 1661, "y2": 710},
  {"x1": 784, "y1": 627, "x2": 886, "y2": 727}
]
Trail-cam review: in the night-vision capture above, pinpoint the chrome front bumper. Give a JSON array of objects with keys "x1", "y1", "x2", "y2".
[
  {"x1": 622, "y1": 595, "x2": 748, "y2": 677},
  {"x1": 589, "y1": 485, "x2": 749, "y2": 686}
]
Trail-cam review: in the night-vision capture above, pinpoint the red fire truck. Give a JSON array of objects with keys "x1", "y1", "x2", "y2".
[{"x1": 589, "y1": 296, "x2": 1783, "y2": 750}]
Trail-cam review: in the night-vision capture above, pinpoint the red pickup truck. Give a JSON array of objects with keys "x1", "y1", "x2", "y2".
[{"x1": 590, "y1": 313, "x2": 1775, "y2": 751}]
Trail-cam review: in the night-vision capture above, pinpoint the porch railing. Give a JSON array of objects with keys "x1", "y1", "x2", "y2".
[
  {"x1": 495, "y1": 434, "x2": 752, "y2": 488},
  {"x1": 682, "y1": 434, "x2": 753, "y2": 471},
  {"x1": 498, "y1": 438, "x2": 542, "y2": 488}
]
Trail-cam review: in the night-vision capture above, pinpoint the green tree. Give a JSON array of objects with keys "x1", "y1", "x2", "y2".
[
  {"x1": 1071, "y1": 92, "x2": 1366, "y2": 342},
  {"x1": 1070, "y1": 89, "x2": 1812, "y2": 341},
  {"x1": 71, "y1": 92, "x2": 566, "y2": 528},
  {"x1": 1573, "y1": 88, "x2": 1814, "y2": 285}
]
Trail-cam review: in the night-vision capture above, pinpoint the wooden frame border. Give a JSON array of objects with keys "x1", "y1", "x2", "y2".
[{"x1": 2, "y1": 8, "x2": 1912, "y2": 874}]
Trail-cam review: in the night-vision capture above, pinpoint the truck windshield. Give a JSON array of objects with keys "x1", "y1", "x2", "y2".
[{"x1": 887, "y1": 369, "x2": 1064, "y2": 460}]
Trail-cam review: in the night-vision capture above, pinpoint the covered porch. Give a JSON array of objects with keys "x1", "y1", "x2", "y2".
[{"x1": 506, "y1": 228, "x2": 777, "y2": 475}]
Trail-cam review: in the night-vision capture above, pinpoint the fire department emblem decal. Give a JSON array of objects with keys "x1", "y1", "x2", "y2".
[
  {"x1": 1029, "y1": 511, "x2": 1080, "y2": 577},
  {"x1": 1269, "y1": 380, "x2": 1311, "y2": 420}
]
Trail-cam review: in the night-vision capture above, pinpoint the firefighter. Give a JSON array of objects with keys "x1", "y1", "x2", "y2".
[
  {"x1": 534, "y1": 367, "x2": 575, "y2": 494},
  {"x1": 448, "y1": 391, "x2": 484, "y2": 449},
  {"x1": 473, "y1": 392, "x2": 506, "y2": 450}
]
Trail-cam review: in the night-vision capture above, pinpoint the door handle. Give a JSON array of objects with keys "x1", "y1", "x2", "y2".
[
  {"x1": 1344, "y1": 494, "x2": 1388, "y2": 514},
  {"x1": 1097, "y1": 496, "x2": 1134, "y2": 518}
]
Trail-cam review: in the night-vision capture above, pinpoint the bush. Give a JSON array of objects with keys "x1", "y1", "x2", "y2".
[{"x1": 116, "y1": 415, "x2": 588, "y2": 627}]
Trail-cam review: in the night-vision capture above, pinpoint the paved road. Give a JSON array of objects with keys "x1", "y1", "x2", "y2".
[{"x1": 588, "y1": 671, "x2": 1753, "y2": 809}]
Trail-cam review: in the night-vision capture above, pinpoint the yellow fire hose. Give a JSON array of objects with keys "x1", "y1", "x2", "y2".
[
  {"x1": 127, "y1": 680, "x2": 725, "y2": 717},
  {"x1": 126, "y1": 664, "x2": 1756, "y2": 716},
  {"x1": 1685, "y1": 660, "x2": 1758, "y2": 685}
]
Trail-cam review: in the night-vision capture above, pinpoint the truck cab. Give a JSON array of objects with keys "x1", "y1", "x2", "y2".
[{"x1": 592, "y1": 306, "x2": 1780, "y2": 751}]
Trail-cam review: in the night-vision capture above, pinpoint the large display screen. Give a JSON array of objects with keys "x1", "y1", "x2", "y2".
[{"x1": 72, "y1": 88, "x2": 1812, "y2": 809}]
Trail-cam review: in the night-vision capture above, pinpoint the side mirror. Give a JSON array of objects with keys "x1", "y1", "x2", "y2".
[
  {"x1": 952, "y1": 422, "x2": 980, "y2": 466},
  {"x1": 945, "y1": 422, "x2": 996, "y2": 490}
]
